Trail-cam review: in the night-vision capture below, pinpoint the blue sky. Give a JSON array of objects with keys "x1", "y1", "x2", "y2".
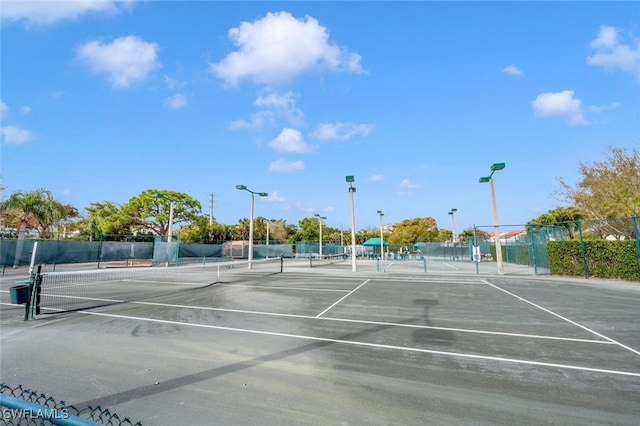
[{"x1": 1, "y1": 1, "x2": 639, "y2": 233}]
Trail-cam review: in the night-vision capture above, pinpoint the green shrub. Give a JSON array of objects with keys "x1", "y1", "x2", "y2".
[{"x1": 547, "y1": 240, "x2": 640, "y2": 281}]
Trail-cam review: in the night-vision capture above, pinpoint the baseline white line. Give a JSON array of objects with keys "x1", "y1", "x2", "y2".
[
  {"x1": 128, "y1": 300, "x2": 610, "y2": 345},
  {"x1": 481, "y1": 279, "x2": 640, "y2": 356},
  {"x1": 316, "y1": 279, "x2": 370, "y2": 318},
  {"x1": 79, "y1": 311, "x2": 640, "y2": 378}
]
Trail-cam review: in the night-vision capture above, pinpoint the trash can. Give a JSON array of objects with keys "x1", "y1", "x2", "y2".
[{"x1": 10, "y1": 283, "x2": 31, "y2": 304}]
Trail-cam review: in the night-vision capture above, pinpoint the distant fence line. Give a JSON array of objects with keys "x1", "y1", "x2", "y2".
[{"x1": 2, "y1": 216, "x2": 638, "y2": 279}]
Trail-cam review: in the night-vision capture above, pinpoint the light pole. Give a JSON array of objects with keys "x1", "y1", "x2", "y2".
[
  {"x1": 314, "y1": 214, "x2": 326, "y2": 258},
  {"x1": 346, "y1": 176, "x2": 357, "y2": 272},
  {"x1": 377, "y1": 210, "x2": 384, "y2": 259},
  {"x1": 167, "y1": 202, "x2": 174, "y2": 242},
  {"x1": 479, "y1": 163, "x2": 505, "y2": 275},
  {"x1": 236, "y1": 185, "x2": 268, "y2": 269},
  {"x1": 448, "y1": 208, "x2": 457, "y2": 261},
  {"x1": 448, "y1": 208, "x2": 457, "y2": 243}
]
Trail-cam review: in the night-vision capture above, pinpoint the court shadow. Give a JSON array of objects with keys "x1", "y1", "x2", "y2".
[{"x1": 412, "y1": 299, "x2": 456, "y2": 346}]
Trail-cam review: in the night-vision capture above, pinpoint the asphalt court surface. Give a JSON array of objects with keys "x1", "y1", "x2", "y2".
[{"x1": 1, "y1": 260, "x2": 640, "y2": 425}]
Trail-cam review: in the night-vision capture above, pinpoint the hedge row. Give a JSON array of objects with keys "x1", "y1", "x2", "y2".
[{"x1": 547, "y1": 240, "x2": 640, "y2": 281}]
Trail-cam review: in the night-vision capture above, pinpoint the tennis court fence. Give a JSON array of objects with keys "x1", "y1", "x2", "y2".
[{"x1": 0, "y1": 383, "x2": 142, "y2": 425}]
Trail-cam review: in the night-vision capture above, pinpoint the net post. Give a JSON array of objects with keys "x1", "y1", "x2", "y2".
[{"x1": 280, "y1": 256, "x2": 283, "y2": 273}]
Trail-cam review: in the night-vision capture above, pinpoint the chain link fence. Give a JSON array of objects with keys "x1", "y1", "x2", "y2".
[
  {"x1": 2, "y1": 216, "x2": 638, "y2": 279},
  {"x1": 1, "y1": 383, "x2": 141, "y2": 425}
]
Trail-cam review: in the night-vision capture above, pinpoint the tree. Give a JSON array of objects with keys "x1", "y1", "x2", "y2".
[
  {"x1": 438, "y1": 229, "x2": 453, "y2": 242},
  {"x1": 458, "y1": 227, "x2": 490, "y2": 243},
  {"x1": 288, "y1": 217, "x2": 321, "y2": 242},
  {"x1": 120, "y1": 189, "x2": 202, "y2": 236},
  {"x1": 81, "y1": 201, "x2": 132, "y2": 238},
  {"x1": 559, "y1": 146, "x2": 640, "y2": 219},
  {"x1": 386, "y1": 217, "x2": 438, "y2": 244},
  {"x1": 2, "y1": 189, "x2": 70, "y2": 266},
  {"x1": 179, "y1": 216, "x2": 235, "y2": 243},
  {"x1": 254, "y1": 218, "x2": 289, "y2": 242},
  {"x1": 2, "y1": 189, "x2": 70, "y2": 238},
  {"x1": 528, "y1": 206, "x2": 584, "y2": 239}
]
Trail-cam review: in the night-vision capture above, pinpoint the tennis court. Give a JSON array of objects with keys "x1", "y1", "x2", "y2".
[{"x1": 1, "y1": 259, "x2": 639, "y2": 425}]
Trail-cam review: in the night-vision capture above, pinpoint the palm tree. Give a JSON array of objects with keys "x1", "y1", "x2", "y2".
[{"x1": 3, "y1": 189, "x2": 68, "y2": 266}]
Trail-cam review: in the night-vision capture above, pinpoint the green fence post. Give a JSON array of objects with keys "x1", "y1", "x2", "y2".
[
  {"x1": 529, "y1": 229, "x2": 538, "y2": 275},
  {"x1": 577, "y1": 221, "x2": 588, "y2": 279},
  {"x1": 97, "y1": 235, "x2": 103, "y2": 269}
]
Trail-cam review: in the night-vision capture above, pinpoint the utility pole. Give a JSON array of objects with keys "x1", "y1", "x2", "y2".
[{"x1": 209, "y1": 193, "x2": 214, "y2": 225}]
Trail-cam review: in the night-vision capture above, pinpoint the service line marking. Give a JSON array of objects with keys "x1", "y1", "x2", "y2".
[
  {"x1": 316, "y1": 279, "x2": 370, "y2": 318},
  {"x1": 79, "y1": 310, "x2": 640, "y2": 378},
  {"x1": 482, "y1": 279, "x2": 640, "y2": 356}
]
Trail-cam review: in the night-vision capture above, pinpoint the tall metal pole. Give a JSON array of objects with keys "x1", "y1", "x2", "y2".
[
  {"x1": 450, "y1": 209, "x2": 457, "y2": 243},
  {"x1": 315, "y1": 214, "x2": 325, "y2": 258},
  {"x1": 236, "y1": 185, "x2": 268, "y2": 270},
  {"x1": 377, "y1": 210, "x2": 384, "y2": 260},
  {"x1": 489, "y1": 178, "x2": 504, "y2": 275},
  {"x1": 319, "y1": 218, "x2": 323, "y2": 258},
  {"x1": 349, "y1": 185, "x2": 357, "y2": 272},
  {"x1": 248, "y1": 192, "x2": 255, "y2": 270},
  {"x1": 209, "y1": 193, "x2": 214, "y2": 225},
  {"x1": 167, "y1": 202, "x2": 174, "y2": 242}
]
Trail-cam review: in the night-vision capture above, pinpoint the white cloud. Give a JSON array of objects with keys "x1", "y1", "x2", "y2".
[
  {"x1": 400, "y1": 178, "x2": 421, "y2": 189},
  {"x1": 164, "y1": 76, "x2": 187, "y2": 90},
  {"x1": 587, "y1": 25, "x2": 640, "y2": 78},
  {"x1": 0, "y1": 0, "x2": 129, "y2": 26},
  {"x1": 255, "y1": 90, "x2": 304, "y2": 126},
  {"x1": 502, "y1": 64, "x2": 523, "y2": 76},
  {"x1": 211, "y1": 11, "x2": 365, "y2": 86},
  {"x1": 163, "y1": 93, "x2": 187, "y2": 109},
  {"x1": 588, "y1": 102, "x2": 620, "y2": 114},
  {"x1": 531, "y1": 90, "x2": 587, "y2": 125},
  {"x1": 1, "y1": 125, "x2": 33, "y2": 144},
  {"x1": 0, "y1": 100, "x2": 8, "y2": 121},
  {"x1": 230, "y1": 110, "x2": 275, "y2": 129},
  {"x1": 370, "y1": 174, "x2": 384, "y2": 182},
  {"x1": 20, "y1": 105, "x2": 31, "y2": 114},
  {"x1": 264, "y1": 191, "x2": 286, "y2": 202},
  {"x1": 268, "y1": 128, "x2": 314, "y2": 153},
  {"x1": 268, "y1": 159, "x2": 305, "y2": 173},
  {"x1": 76, "y1": 35, "x2": 160, "y2": 88},
  {"x1": 312, "y1": 122, "x2": 375, "y2": 141}
]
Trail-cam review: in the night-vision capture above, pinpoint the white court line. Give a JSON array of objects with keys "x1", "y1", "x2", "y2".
[
  {"x1": 441, "y1": 262, "x2": 460, "y2": 270},
  {"x1": 219, "y1": 284, "x2": 350, "y2": 293},
  {"x1": 481, "y1": 279, "x2": 640, "y2": 356},
  {"x1": 128, "y1": 300, "x2": 610, "y2": 345},
  {"x1": 78, "y1": 310, "x2": 640, "y2": 378},
  {"x1": 382, "y1": 262, "x2": 396, "y2": 271},
  {"x1": 316, "y1": 279, "x2": 370, "y2": 318}
]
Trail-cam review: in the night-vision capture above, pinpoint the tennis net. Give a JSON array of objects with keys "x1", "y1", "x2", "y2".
[
  {"x1": 32, "y1": 257, "x2": 283, "y2": 315},
  {"x1": 309, "y1": 253, "x2": 348, "y2": 268}
]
